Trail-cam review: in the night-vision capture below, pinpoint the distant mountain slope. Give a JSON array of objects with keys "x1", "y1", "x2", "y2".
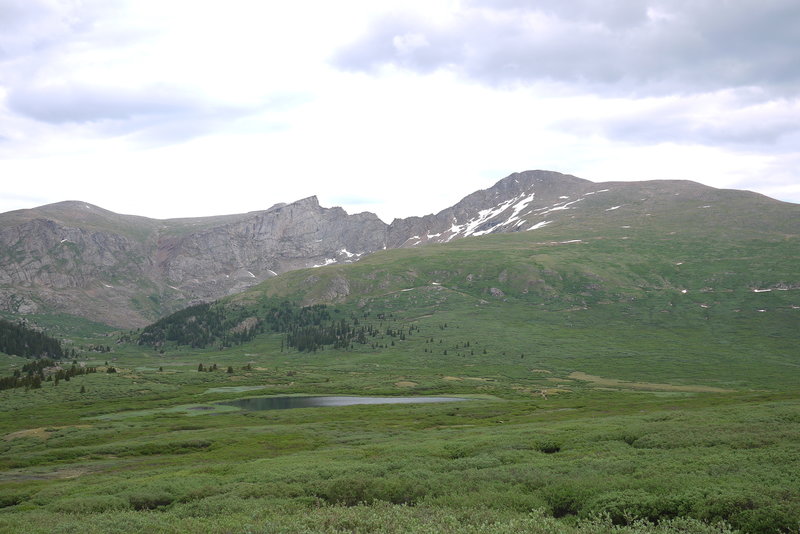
[
  {"x1": 0, "y1": 198, "x2": 387, "y2": 326},
  {"x1": 1, "y1": 171, "x2": 797, "y2": 327},
  {"x1": 390, "y1": 171, "x2": 798, "y2": 246}
]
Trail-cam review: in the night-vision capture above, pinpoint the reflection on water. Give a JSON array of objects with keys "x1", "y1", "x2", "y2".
[{"x1": 222, "y1": 395, "x2": 468, "y2": 411}]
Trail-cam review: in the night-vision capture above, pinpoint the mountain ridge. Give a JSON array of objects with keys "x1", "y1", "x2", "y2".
[{"x1": 1, "y1": 170, "x2": 797, "y2": 327}]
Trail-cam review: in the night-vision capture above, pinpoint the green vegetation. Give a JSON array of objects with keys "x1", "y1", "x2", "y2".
[
  {"x1": 0, "y1": 318, "x2": 66, "y2": 360},
  {"x1": 0, "y1": 222, "x2": 798, "y2": 533}
]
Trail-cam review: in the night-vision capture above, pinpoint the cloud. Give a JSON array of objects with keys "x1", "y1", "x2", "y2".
[
  {"x1": 333, "y1": 1, "x2": 800, "y2": 97},
  {"x1": 0, "y1": 0, "x2": 303, "y2": 146},
  {"x1": 554, "y1": 93, "x2": 800, "y2": 149},
  {"x1": 7, "y1": 83, "x2": 201, "y2": 124}
]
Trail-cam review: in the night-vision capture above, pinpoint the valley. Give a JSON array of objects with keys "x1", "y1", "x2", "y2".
[{"x1": 0, "y1": 173, "x2": 798, "y2": 533}]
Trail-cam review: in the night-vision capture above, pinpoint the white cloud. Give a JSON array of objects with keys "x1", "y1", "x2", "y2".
[{"x1": 0, "y1": 0, "x2": 798, "y2": 221}]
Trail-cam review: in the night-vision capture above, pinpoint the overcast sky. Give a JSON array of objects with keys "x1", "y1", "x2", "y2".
[{"x1": 1, "y1": 0, "x2": 798, "y2": 222}]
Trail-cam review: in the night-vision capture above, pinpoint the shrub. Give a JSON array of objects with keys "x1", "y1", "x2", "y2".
[
  {"x1": 534, "y1": 439, "x2": 561, "y2": 454},
  {"x1": 0, "y1": 492, "x2": 26, "y2": 509},
  {"x1": 582, "y1": 489, "x2": 683, "y2": 524},
  {"x1": 49, "y1": 495, "x2": 129, "y2": 514},
  {"x1": 541, "y1": 484, "x2": 587, "y2": 518},
  {"x1": 128, "y1": 491, "x2": 175, "y2": 510}
]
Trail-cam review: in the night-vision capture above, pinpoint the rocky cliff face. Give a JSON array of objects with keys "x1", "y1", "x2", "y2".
[
  {"x1": 155, "y1": 196, "x2": 388, "y2": 304},
  {"x1": 2, "y1": 170, "x2": 792, "y2": 327},
  {"x1": 0, "y1": 197, "x2": 389, "y2": 327}
]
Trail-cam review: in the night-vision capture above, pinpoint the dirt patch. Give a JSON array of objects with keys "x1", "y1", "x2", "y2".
[
  {"x1": 539, "y1": 388, "x2": 572, "y2": 396},
  {"x1": 3, "y1": 425, "x2": 91, "y2": 441},
  {"x1": 0, "y1": 467, "x2": 91, "y2": 482},
  {"x1": 394, "y1": 381, "x2": 417, "y2": 388},
  {"x1": 442, "y1": 376, "x2": 462, "y2": 381},
  {"x1": 568, "y1": 372, "x2": 734, "y2": 393}
]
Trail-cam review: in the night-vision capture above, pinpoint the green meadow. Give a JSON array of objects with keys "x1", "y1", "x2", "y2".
[{"x1": 1, "y1": 227, "x2": 798, "y2": 533}]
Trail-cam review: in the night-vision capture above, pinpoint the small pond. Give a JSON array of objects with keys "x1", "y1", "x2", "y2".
[{"x1": 222, "y1": 395, "x2": 468, "y2": 411}]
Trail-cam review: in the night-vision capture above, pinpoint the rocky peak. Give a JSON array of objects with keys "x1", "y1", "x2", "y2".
[{"x1": 387, "y1": 170, "x2": 597, "y2": 247}]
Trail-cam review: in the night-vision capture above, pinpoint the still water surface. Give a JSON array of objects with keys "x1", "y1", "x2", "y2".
[{"x1": 223, "y1": 396, "x2": 468, "y2": 411}]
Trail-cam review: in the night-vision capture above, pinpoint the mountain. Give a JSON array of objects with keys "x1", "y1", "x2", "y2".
[
  {"x1": 140, "y1": 179, "x2": 800, "y2": 390},
  {"x1": 0, "y1": 197, "x2": 386, "y2": 327},
  {"x1": 1, "y1": 170, "x2": 797, "y2": 327}
]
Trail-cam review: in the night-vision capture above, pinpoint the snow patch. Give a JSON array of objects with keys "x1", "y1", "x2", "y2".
[
  {"x1": 103, "y1": 283, "x2": 113, "y2": 288},
  {"x1": 681, "y1": 289, "x2": 688, "y2": 294},
  {"x1": 339, "y1": 249, "x2": 363, "y2": 258},
  {"x1": 700, "y1": 205, "x2": 712, "y2": 208},
  {"x1": 447, "y1": 192, "x2": 538, "y2": 239},
  {"x1": 496, "y1": 192, "x2": 536, "y2": 229},
  {"x1": 312, "y1": 258, "x2": 337, "y2": 268},
  {"x1": 540, "y1": 198, "x2": 584, "y2": 215},
  {"x1": 559, "y1": 196, "x2": 569, "y2": 199},
  {"x1": 460, "y1": 196, "x2": 519, "y2": 237},
  {"x1": 752, "y1": 289, "x2": 772, "y2": 293},
  {"x1": 526, "y1": 220, "x2": 552, "y2": 231},
  {"x1": 267, "y1": 269, "x2": 277, "y2": 276},
  {"x1": 605, "y1": 205, "x2": 621, "y2": 211},
  {"x1": 559, "y1": 240, "x2": 582, "y2": 244},
  {"x1": 426, "y1": 232, "x2": 441, "y2": 239},
  {"x1": 246, "y1": 271, "x2": 255, "y2": 278}
]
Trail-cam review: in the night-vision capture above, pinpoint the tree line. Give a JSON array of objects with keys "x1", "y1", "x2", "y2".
[
  {"x1": 137, "y1": 300, "x2": 334, "y2": 350},
  {"x1": 0, "y1": 318, "x2": 66, "y2": 359},
  {"x1": 0, "y1": 359, "x2": 98, "y2": 392},
  {"x1": 136, "y1": 299, "x2": 422, "y2": 353}
]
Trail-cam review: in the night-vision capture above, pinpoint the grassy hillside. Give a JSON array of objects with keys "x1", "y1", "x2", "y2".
[{"x1": 0, "y1": 199, "x2": 797, "y2": 533}]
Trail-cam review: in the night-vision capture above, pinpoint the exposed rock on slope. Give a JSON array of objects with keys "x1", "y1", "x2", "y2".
[
  {"x1": 0, "y1": 198, "x2": 387, "y2": 326},
  {"x1": 1, "y1": 170, "x2": 796, "y2": 327}
]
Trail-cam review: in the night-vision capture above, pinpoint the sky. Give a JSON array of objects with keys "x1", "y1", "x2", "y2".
[{"x1": 1, "y1": 0, "x2": 799, "y2": 222}]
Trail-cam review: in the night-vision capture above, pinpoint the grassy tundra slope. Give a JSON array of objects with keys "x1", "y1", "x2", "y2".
[{"x1": 0, "y1": 188, "x2": 798, "y2": 533}]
